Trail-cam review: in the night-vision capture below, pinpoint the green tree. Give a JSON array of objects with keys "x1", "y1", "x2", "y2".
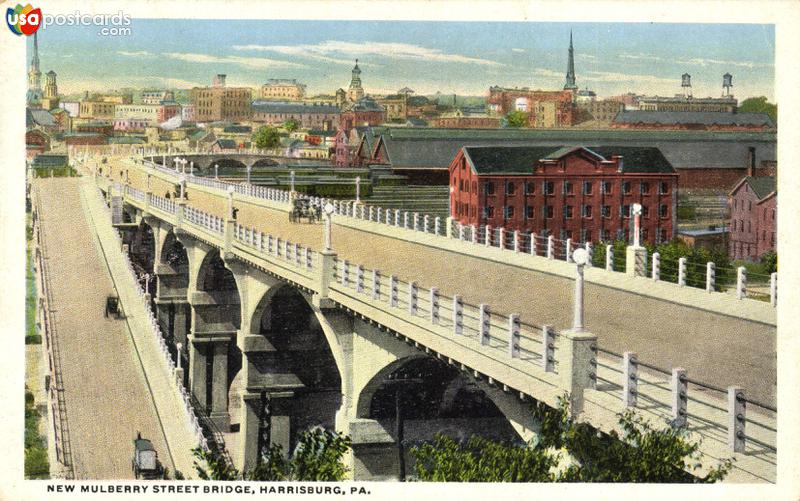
[
  {"x1": 283, "y1": 119, "x2": 300, "y2": 133},
  {"x1": 194, "y1": 428, "x2": 351, "y2": 481},
  {"x1": 760, "y1": 251, "x2": 777, "y2": 274},
  {"x1": 252, "y1": 126, "x2": 281, "y2": 150},
  {"x1": 412, "y1": 396, "x2": 732, "y2": 483},
  {"x1": 505, "y1": 110, "x2": 529, "y2": 128},
  {"x1": 738, "y1": 96, "x2": 777, "y2": 123}
]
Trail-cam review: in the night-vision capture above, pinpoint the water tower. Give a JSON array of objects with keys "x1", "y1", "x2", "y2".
[
  {"x1": 723, "y1": 73, "x2": 733, "y2": 97},
  {"x1": 681, "y1": 73, "x2": 692, "y2": 98}
]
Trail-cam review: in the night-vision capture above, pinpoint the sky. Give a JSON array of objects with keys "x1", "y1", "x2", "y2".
[{"x1": 28, "y1": 20, "x2": 775, "y2": 100}]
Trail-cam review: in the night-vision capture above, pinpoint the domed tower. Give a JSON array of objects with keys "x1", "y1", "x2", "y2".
[
  {"x1": 347, "y1": 59, "x2": 365, "y2": 102},
  {"x1": 42, "y1": 70, "x2": 59, "y2": 110}
]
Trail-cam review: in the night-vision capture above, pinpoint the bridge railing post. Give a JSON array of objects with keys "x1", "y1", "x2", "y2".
[
  {"x1": 547, "y1": 236, "x2": 554, "y2": 259},
  {"x1": 413, "y1": 212, "x2": 420, "y2": 232},
  {"x1": 728, "y1": 386, "x2": 746, "y2": 453},
  {"x1": 770, "y1": 272, "x2": 777, "y2": 307},
  {"x1": 622, "y1": 351, "x2": 638, "y2": 407},
  {"x1": 429, "y1": 288, "x2": 440, "y2": 325},
  {"x1": 423, "y1": 215, "x2": 430, "y2": 233},
  {"x1": 304, "y1": 248, "x2": 312, "y2": 269},
  {"x1": 605, "y1": 244, "x2": 613, "y2": 271},
  {"x1": 389, "y1": 275, "x2": 399, "y2": 307},
  {"x1": 736, "y1": 266, "x2": 747, "y2": 299},
  {"x1": 651, "y1": 252, "x2": 660, "y2": 281},
  {"x1": 452, "y1": 295, "x2": 463, "y2": 336},
  {"x1": 341, "y1": 259, "x2": 350, "y2": 287},
  {"x1": 356, "y1": 265, "x2": 364, "y2": 293},
  {"x1": 368, "y1": 206, "x2": 374, "y2": 221},
  {"x1": 565, "y1": 238, "x2": 572, "y2": 262},
  {"x1": 513, "y1": 230, "x2": 520, "y2": 253},
  {"x1": 559, "y1": 329, "x2": 597, "y2": 415},
  {"x1": 317, "y1": 248, "x2": 337, "y2": 305},
  {"x1": 678, "y1": 257, "x2": 687, "y2": 286},
  {"x1": 395, "y1": 209, "x2": 401, "y2": 228},
  {"x1": 470, "y1": 225, "x2": 477, "y2": 244},
  {"x1": 478, "y1": 304, "x2": 490, "y2": 346},
  {"x1": 371, "y1": 270, "x2": 381, "y2": 300},
  {"x1": 671, "y1": 368, "x2": 688, "y2": 427},
  {"x1": 458, "y1": 223, "x2": 465, "y2": 241},
  {"x1": 508, "y1": 314, "x2": 520, "y2": 358},
  {"x1": 385, "y1": 209, "x2": 391, "y2": 225},
  {"x1": 530, "y1": 233, "x2": 538, "y2": 256},
  {"x1": 585, "y1": 242, "x2": 593, "y2": 268},
  {"x1": 542, "y1": 325, "x2": 555, "y2": 372},
  {"x1": 403, "y1": 212, "x2": 409, "y2": 229},
  {"x1": 408, "y1": 282, "x2": 418, "y2": 316},
  {"x1": 376, "y1": 207, "x2": 382, "y2": 222},
  {"x1": 498, "y1": 228, "x2": 505, "y2": 250},
  {"x1": 485, "y1": 225, "x2": 492, "y2": 247},
  {"x1": 706, "y1": 262, "x2": 715, "y2": 292},
  {"x1": 434, "y1": 216, "x2": 441, "y2": 236}
]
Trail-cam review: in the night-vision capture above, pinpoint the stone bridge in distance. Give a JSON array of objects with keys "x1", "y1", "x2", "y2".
[{"x1": 92, "y1": 151, "x2": 776, "y2": 482}]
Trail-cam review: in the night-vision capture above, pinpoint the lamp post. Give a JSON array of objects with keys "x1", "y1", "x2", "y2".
[
  {"x1": 632, "y1": 203, "x2": 642, "y2": 247},
  {"x1": 246, "y1": 164, "x2": 252, "y2": 184},
  {"x1": 173, "y1": 156, "x2": 179, "y2": 172},
  {"x1": 324, "y1": 202, "x2": 334, "y2": 251},
  {"x1": 571, "y1": 248, "x2": 588, "y2": 333},
  {"x1": 214, "y1": 164, "x2": 219, "y2": 179},
  {"x1": 179, "y1": 175, "x2": 186, "y2": 200}
]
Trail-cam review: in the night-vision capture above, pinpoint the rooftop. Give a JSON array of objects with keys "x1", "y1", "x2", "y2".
[
  {"x1": 742, "y1": 176, "x2": 777, "y2": 199},
  {"x1": 614, "y1": 111, "x2": 775, "y2": 128},
  {"x1": 463, "y1": 145, "x2": 675, "y2": 174},
  {"x1": 252, "y1": 101, "x2": 339, "y2": 114}
]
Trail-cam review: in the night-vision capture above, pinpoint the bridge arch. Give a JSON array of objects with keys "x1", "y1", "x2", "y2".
[
  {"x1": 212, "y1": 158, "x2": 247, "y2": 176},
  {"x1": 190, "y1": 248, "x2": 242, "y2": 430},
  {"x1": 252, "y1": 158, "x2": 279, "y2": 168},
  {"x1": 129, "y1": 220, "x2": 156, "y2": 284}
]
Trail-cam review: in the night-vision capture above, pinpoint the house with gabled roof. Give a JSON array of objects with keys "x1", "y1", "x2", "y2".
[{"x1": 728, "y1": 174, "x2": 776, "y2": 260}]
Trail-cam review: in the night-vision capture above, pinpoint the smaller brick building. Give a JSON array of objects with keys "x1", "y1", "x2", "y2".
[
  {"x1": 728, "y1": 175, "x2": 776, "y2": 260},
  {"x1": 449, "y1": 145, "x2": 678, "y2": 245}
]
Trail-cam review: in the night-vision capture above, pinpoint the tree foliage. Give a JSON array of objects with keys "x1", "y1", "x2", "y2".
[
  {"x1": 253, "y1": 126, "x2": 281, "y2": 149},
  {"x1": 505, "y1": 110, "x2": 529, "y2": 128},
  {"x1": 738, "y1": 96, "x2": 777, "y2": 123},
  {"x1": 412, "y1": 396, "x2": 732, "y2": 483},
  {"x1": 591, "y1": 238, "x2": 731, "y2": 290},
  {"x1": 759, "y1": 251, "x2": 777, "y2": 274},
  {"x1": 194, "y1": 428, "x2": 351, "y2": 481},
  {"x1": 283, "y1": 119, "x2": 300, "y2": 133}
]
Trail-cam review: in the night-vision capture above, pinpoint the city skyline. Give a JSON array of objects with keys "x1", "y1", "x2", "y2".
[{"x1": 28, "y1": 20, "x2": 775, "y2": 100}]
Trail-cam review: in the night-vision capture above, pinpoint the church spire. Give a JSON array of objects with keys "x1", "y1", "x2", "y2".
[
  {"x1": 31, "y1": 31, "x2": 40, "y2": 70},
  {"x1": 564, "y1": 30, "x2": 577, "y2": 91}
]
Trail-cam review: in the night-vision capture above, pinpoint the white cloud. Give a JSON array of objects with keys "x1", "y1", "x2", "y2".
[
  {"x1": 532, "y1": 68, "x2": 564, "y2": 79},
  {"x1": 676, "y1": 57, "x2": 771, "y2": 69},
  {"x1": 618, "y1": 52, "x2": 663, "y2": 62},
  {"x1": 511, "y1": 48, "x2": 526, "y2": 53},
  {"x1": 233, "y1": 40, "x2": 502, "y2": 67},
  {"x1": 117, "y1": 50, "x2": 154, "y2": 58},
  {"x1": 162, "y1": 52, "x2": 306, "y2": 70},
  {"x1": 584, "y1": 70, "x2": 675, "y2": 85}
]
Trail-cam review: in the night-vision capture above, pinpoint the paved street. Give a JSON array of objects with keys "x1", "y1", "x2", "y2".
[
  {"x1": 35, "y1": 177, "x2": 174, "y2": 479},
  {"x1": 120, "y1": 162, "x2": 776, "y2": 406}
]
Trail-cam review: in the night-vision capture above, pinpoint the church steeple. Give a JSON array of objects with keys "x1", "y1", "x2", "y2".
[
  {"x1": 564, "y1": 30, "x2": 577, "y2": 91},
  {"x1": 27, "y1": 31, "x2": 43, "y2": 107}
]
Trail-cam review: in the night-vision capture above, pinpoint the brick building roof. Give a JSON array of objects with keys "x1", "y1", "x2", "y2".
[
  {"x1": 252, "y1": 101, "x2": 339, "y2": 115},
  {"x1": 358, "y1": 126, "x2": 776, "y2": 171},
  {"x1": 463, "y1": 146, "x2": 675, "y2": 175},
  {"x1": 744, "y1": 176, "x2": 776, "y2": 199},
  {"x1": 613, "y1": 111, "x2": 775, "y2": 128}
]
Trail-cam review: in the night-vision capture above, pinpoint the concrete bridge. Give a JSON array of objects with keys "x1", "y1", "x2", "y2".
[
  {"x1": 87, "y1": 152, "x2": 775, "y2": 482},
  {"x1": 153, "y1": 153, "x2": 330, "y2": 176}
]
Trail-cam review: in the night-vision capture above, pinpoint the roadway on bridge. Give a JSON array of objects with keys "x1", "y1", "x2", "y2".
[
  {"x1": 35, "y1": 177, "x2": 175, "y2": 479},
  {"x1": 120, "y1": 161, "x2": 776, "y2": 406}
]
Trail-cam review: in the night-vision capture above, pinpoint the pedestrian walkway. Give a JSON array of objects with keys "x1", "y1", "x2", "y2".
[{"x1": 34, "y1": 177, "x2": 197, "y2": 479}]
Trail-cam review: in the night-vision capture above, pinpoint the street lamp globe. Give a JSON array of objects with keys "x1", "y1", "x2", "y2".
[
  {"x1": 324, "y1": 202, "x2": 335, "y2": 215},
  {"x1": 573, "y1": 248, "x2": 589, "y2": 266}
]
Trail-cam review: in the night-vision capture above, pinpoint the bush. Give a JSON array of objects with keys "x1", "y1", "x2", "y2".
[
  {"x1": 411, "y1": 395, "x2": 732, "y2": 483},
  {"x1": 194, "y1": 428, "x2": 351, "y2": 481}
]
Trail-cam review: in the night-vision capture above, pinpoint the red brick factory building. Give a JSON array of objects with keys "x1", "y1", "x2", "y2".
[{"x1": 449, "y1": 145, "x2": 678, "y2": 245}]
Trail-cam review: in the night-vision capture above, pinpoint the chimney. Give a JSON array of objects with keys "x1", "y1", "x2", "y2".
[
  {"x1": 213, "y1": 74, "x2": 227, "y2": 87},
  {"x1": 747, "y1": 147, "x2": 756, "y2": 177}
]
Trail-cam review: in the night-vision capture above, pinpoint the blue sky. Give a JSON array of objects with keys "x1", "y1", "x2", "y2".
[{"x1": 29, "y1": 20, "x2": 775, "y2": 100}]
